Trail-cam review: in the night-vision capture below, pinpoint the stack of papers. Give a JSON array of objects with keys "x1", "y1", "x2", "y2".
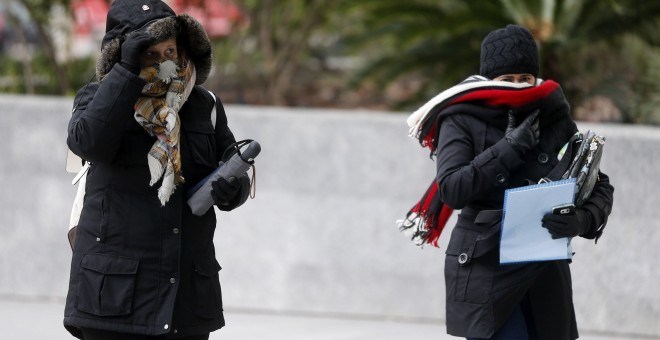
[{"x1": 500, "y1": 178, "x2": 576, "y2": 264}]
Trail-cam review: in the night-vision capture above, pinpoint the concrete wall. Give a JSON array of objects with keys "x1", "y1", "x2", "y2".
[{"x1": 0, "y1": 94, "x2": 658, "y2": 337}]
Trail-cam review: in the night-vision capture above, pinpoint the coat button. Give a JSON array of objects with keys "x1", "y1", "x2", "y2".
[
  {"x1": 496, "y1": 174, "x2": 506, "y2": 184},
  {"x1": 537, "y1": 153, "x2": 549, "y2": 164},
  {"x1": 164, "y1": 324, "x2": 169, "y2": 330},
  {"x1": 458, "y1": 253, "x2": 470, "y2": 265},
  {"x1": 170, "y1": 278, "x2": 176, "y2": 284},
  {"x1": 173, "y1": 228, "x2": 179, "y2": 234}
]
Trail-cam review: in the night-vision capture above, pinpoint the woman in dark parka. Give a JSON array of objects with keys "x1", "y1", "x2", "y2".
[
  {"x1": 63, "y1": 1, "x2": 250, "y2": 339},
  {"x1": 405, "y1": 25, "x2": 613, "y2": 339}
]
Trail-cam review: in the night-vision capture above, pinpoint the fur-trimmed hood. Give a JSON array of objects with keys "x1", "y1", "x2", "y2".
[{"x1": 97, "y1": 0, "x2": 212, "y2": 85}]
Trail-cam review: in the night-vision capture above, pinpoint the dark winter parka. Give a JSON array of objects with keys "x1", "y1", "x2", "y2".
[
  {"x1": 63, "y1": 1, "x2": 249, "y2": 338},
  {"x1": 436, "y1": 83, "x2": 614, "y2": 339}
]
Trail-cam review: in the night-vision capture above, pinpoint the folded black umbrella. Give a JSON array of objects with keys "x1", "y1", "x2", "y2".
[{"x1": 187, "y1": 139, "x2": 260, "y2": 216}]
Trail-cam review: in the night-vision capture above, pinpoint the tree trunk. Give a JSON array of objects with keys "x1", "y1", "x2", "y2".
[
  {"x1": 20, "y1": 0, "x2": 70, "y2": 95},
  {"x1": 34, "y1": 21, "x2": 70, "y2": 95},
  {"x1": 5, "y1": 9, "x2": 35, "y2": 94}
]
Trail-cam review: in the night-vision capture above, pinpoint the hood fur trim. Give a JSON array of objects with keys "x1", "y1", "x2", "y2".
[{"x1": 96, "y1": 14, "x2": 212, "y2": 85}]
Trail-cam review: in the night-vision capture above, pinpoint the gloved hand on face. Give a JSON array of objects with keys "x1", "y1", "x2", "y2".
[
  {"x1": 120, "y1": 30, "x2": 155, "y2": 74},
  {"x1": 505, "y1": 109, "x2": 540, "y2": 156}
]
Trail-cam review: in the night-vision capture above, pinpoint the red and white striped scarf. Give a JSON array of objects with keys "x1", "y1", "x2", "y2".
[{"x1": 399, "y1": 76, "x2": 562, "y2": 247}]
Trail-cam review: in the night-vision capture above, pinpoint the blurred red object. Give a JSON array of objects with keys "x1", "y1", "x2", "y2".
[
  {"x1": 170, "y1": 0, "x2": 244, "y2": 38},
  {"x1": 72, "y1": 0, "x2": 243, "y2": 39},
  {"x1": 72, "y1": 0, "x2": 108, "y2": 36}
]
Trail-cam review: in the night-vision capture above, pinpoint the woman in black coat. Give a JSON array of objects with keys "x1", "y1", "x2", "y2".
[
  {"x1": 402, "y1": 25, "x2": 614, "y2": 339},
  {"x1": 63, "y1": 1, "x2": 250, "y2": 339}
]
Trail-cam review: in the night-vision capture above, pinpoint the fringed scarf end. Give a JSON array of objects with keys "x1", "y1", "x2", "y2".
[{"x1": 398, "y1": 182, "x2": 453, "y2": 248}]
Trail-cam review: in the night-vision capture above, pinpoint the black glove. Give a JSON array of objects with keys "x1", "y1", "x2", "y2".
[
  {"x1": 505, "y1": 109, "x2": 540, "y2": 156},
  {"x1": 120, "y1": 30, "x2": 155, "y2": 74},
  {"x1": 542, "y1": 208, "x2": 592, "y2": 239},
  {"x1": 211, "y1": 177, "x2": 242, "y2": 206}
]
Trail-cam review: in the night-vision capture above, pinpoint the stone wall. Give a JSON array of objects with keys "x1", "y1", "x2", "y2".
[{"x1": 0, "y1": 94, "x2": 657, "y2": 337}]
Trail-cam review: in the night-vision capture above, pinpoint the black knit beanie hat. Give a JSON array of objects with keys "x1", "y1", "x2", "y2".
[{"x1": 479, "y1": 24, "x2": 539, "y2": 79}]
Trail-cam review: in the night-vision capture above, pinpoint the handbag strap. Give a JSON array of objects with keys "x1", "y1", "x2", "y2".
[
  {"x1": 208, "y1": 90, "x2": 217, "y2": 129},
  {"x1": 540, "y1": 133, "x2": 581, "y2": 183}
]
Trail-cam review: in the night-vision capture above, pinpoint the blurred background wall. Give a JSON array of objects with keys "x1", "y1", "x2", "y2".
[{"x1": 0, "y1": 94, "x2": 658, "y2": 338}]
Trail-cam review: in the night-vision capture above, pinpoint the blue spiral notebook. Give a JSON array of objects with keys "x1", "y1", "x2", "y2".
[{"x1": 500, "y1": 178, "x2": 576, "y2": 265}]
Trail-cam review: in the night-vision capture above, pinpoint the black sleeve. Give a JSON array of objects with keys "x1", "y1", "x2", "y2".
[
  {"x1": 580, "y1": 171, "x2": 614, "y2": 240},
  {"x1": 436, "y1": 114, "x2": 525, "y2": 209},
  {"x1": 212, "y1": 96, "x2": 238, "y2": 161},
  {"x1": 211, "y1": 94, "x2": 250, "y2": 211},
  {"x1": 67, "y1": 64, "x2": 146, "y2": 164}
]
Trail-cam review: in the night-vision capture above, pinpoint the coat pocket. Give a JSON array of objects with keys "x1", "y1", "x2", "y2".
[
  {"x1": 75, "y1": 253, "x2": 139, "y2": 317},
  {"x1": 192, "y1": 257, "x2": 223, "y2": 319},
  {"x1": 182, "y1": 121, "x2": 217, "y2": 169},
  {"x1": 445, "y1": 222, "x2": 500, "y2": 304}
]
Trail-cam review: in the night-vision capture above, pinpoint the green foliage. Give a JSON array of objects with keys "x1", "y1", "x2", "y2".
[
  {"x1": 0, "y1": 51, "x2": 91, "y2": 95},
  {"x1": 338, "y1": 0, "x2": 660, "y2": 123},
  {"x1": 0, "y1": 54, "x2": 26, "y2": 93},
  {"x1": 18, "y1": 0, "x2": 70, "y2": 22},
  {"x1": 1, "y1": 0, "x2": 74, "y2": 95},
  {"x1": 208, "y1": 0, "x2": 346, "y2": 106},
  {"x1": 2, "y1": 0, "x2": 660, "y2": 124},
  {"x1": 66, "y1": 56, "x2": 97, "y2": 95},
  {"x1": 630, "y1": 45, "x2": 660, "y2": 125}
]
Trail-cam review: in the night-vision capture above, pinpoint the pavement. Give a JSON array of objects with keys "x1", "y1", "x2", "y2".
[{"x1": 0, "y1": 299, "x2": 648, "y2": 340}]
